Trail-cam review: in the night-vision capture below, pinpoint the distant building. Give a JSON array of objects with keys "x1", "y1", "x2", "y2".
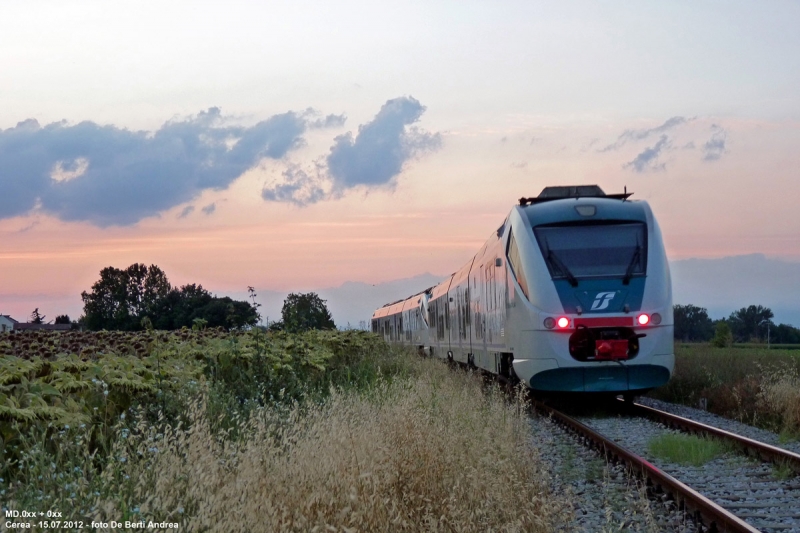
[{"x1": 0, "y1": 314, "x2": 19, "y2": 333}]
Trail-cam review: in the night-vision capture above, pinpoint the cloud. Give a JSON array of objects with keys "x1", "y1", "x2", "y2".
[
  {"x1": 0, "y1": 108, "x2": 310, "y2": 226},
  {"x1": 326, "y1": 96, "x2": 441, "y2": 188},
  {"x1": 261, "y1": 163, "x2": 328, "y2": 206},
  {"x1": 702, "y1": 125, "x2": 727, "y2": 161},
  {"x1": 601, "y1": 116, "x2": 689, "y2": 152},
  {"x1": 201, "y1": 203, "x2": 216, "y2": 215},
  {"x1": 178, "y1": 205, "x2": 195, "y2": 219},
  {"x1": 262, "y1": 96, "x2": 441, "y2": 206},
  {"x1": 306, "y1": 113, "x2": 347, "y2": 129},
  {"x1": 623, "y1": 134, "x2": 670, "y2": 172}
]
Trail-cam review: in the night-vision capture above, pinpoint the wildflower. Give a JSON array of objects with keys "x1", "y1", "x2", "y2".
[
  {"x1": 124, "y1": 475, "x2": 130, "y2": 480},
  {"x1": 80, "y1": 423, "x2": 86, "y2": 429},
  {"x1": 64, "y1": 424, "x2": 70, "y2": 430},
  {"x1": 119, "y1": 457, "x2": 127, "y2": 463},
  {"x1": 178, "y1": 507, "x2": 184, "y2": 514},
  {"x1": 120, "y1": 413, "x2": 126, "y2": 419},
  {"x1": 132, "y1": 507, "x2": 139, "y2": 513},
  {"x1": 103, "y1": 390, "x2": 109, "y2": 396}
]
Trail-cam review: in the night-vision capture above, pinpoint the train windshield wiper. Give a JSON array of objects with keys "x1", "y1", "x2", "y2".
[
  {"x1": 546, "y1": 248, "x2": 578, "y2": 287},
  {"x1": 622, "y1": 244, "x2": 641, "y2": 285}
]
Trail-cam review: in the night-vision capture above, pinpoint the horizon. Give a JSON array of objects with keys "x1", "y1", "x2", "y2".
[{"x1": 3, "y1": 253, "x2": 800, "y2": 330}]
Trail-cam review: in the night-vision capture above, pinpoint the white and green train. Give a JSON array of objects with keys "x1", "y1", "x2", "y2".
[{"x1": 371, "y1": 185, "x2": 674, "y2": 396}]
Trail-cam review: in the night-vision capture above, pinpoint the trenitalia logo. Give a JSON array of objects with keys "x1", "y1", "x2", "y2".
[{"x1": 590, "y1": 292, "x2": 616, "y2": 311}]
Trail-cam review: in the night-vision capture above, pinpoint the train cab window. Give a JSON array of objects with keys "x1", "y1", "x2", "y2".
[{"x1": 534, "y1": 221, "x2": 647, "y2": 281}]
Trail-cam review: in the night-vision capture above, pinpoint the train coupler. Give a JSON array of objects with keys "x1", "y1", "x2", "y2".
[{"x1": 594, "y1": 340, "x2": 629, "y2": 360}]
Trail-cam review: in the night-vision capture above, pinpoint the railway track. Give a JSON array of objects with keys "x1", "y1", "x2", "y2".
[{"x1": 536, "y1": 398, "x2": 800, "y2": 533}]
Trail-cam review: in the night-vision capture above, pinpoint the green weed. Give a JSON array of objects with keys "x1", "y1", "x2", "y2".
[{"x1": 647, "y1": 432, "x2": 731, "y2": 466}]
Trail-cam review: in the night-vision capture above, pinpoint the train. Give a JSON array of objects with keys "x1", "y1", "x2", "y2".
[{"x1": 371, "y1": 185, "x2": 674, "y2": 397}]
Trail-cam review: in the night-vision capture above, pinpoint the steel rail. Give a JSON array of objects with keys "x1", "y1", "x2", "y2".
[
  {"x1": 629, "y1": 401, "x2": 800, "y2": 474},
  {"x1": 536, "y1": 401, "x2": 762, "y2": 533}
]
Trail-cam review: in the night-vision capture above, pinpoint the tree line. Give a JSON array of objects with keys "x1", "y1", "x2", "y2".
[
  {"x1": 80, "y1": 264, "x2": 260, "y2": 331},
  {"x1": 75, "y1": 263, "x2": 337, "y2": 333},
  {"x1": 673, "y1": 304, "x2": 800, "y2": 344}
]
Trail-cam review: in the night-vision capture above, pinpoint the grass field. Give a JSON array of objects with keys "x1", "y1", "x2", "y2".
[
  {"x1": 1, "y1": 329, "x2": 567, "y2": 532},
  {"x1": 649, "y1": 343, "x2": 800, "y2": 437}
]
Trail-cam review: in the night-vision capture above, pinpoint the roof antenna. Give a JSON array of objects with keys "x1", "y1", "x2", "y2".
[{"x1": 623, "y1": 185, "x2": 627, "y2": 202}]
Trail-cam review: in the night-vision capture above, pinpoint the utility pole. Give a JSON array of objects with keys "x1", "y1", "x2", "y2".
[{"x1": 760, "y1": 319, "x2": 771, "y2": 349}]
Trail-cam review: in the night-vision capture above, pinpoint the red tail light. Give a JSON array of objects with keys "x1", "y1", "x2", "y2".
[
  {"x1": 637, "y1": 313, "x2": 650, "y2": 326},
  {"x1": 557, "y1": 317, "x2": 570, "y2": 328}
]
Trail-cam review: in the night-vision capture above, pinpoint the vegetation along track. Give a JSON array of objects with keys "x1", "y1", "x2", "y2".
[{"x1": 541, "y1": 398, "x2": 800, "y2": 532}]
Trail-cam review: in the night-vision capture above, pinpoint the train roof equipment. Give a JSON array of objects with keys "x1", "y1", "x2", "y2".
[{"x1": 518, "y1": 185, "x2": 633, "y2": 206}]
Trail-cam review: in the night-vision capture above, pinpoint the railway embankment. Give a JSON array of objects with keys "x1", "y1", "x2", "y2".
[
  {"x1": 528, "y1": 413, "x2": 699, "y2": 532},
  {"x1": 575, "y1": 412, "x2": 800, "y2": 532}
]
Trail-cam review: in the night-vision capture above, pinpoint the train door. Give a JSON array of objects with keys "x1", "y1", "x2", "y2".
[
  {"x1": 473, "y1": 272, "x2": 487, "y2": 361},
  {"x1": 484, "y1": 263, "x2": 495, "y2": 345},
  {"x1": 497, "y1": 257, "x2": 508, "y2": 341}
]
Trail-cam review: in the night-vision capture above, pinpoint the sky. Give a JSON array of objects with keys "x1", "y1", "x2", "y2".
[{"x1": 1, "y1": 1, "x2": 799, "y2": 325}]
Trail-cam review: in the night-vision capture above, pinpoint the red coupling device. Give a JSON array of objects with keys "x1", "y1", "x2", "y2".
[{"x1": 595, "y1": 340, "x2": 629, "y2": 360}]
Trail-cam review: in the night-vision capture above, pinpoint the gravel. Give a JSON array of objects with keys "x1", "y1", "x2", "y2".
[
  {"x1": 638, "y1": 396, "x2": 800, "y2": 455},
  {"x1": 529, "y1": 413, "x2": 699, "y2": 532}
]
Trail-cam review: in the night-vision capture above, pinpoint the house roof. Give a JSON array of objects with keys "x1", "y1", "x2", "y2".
[{"x1": 0, "y1": 315, "x2": 19, "y2": 323}]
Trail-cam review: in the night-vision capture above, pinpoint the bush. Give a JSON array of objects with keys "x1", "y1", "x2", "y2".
[{"x1": 711, "y1": 322, "x2": 733, "y2": 348}]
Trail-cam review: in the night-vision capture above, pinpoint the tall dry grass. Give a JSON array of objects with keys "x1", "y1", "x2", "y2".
[
  {"x1": 86, "y1": 358, "x2": 567, "y2": 532},
  {"x1": 758, "y1": 366, "x2": 800, "y2": 437},
  {"x1": 650, "y1": 344, "x2": 800, "y2": 435}
]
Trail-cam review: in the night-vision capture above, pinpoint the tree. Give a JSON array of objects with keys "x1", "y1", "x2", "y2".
[
  {"x1": 54, "y1": 315, "x2": 71, "y2": 324},
  {"x1": 727, "y1": 305, "x2": 774, "y2": 342},
  {"x1": 711, "y1": 321, "x2": 733, "y2": 348},
  {"x1": 81, "y1": 264, "x2": 172, "y2": 331},
  {"x1": 281, "y1": 292, "x2": 335, "y2": 332},
  {"x1": 773, "y1": 323, "x2": 800, "y2": 344},
  {"x1": 30, "y1": 308, "x2": 46, "y2": 324},
  {"x1": 673, "y1": 304, "x2": 714, "y2": 342}
]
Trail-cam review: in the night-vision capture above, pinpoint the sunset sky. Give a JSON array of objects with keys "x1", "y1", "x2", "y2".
[{"x1": 2, "y1": 1, "x2": 799, "y2": 323}]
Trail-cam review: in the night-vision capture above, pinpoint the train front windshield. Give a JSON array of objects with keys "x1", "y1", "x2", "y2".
[{"x1": 534, "y1": 222, "x2": 647, "y2": 280}]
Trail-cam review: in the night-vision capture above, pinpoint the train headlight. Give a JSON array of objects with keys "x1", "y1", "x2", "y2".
[
  {"x1": 543, "y1": 317, "x2": 556, "y2": 329},
  {"x1": 557, "y1": 317, "x2": 570, "y2": 328},
  {"x1": 651, "y1": 313, "x2": 662, "y2": 325},
  {"x1": 637, "y1": 314, "x2": 650, "y2": 326}
]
